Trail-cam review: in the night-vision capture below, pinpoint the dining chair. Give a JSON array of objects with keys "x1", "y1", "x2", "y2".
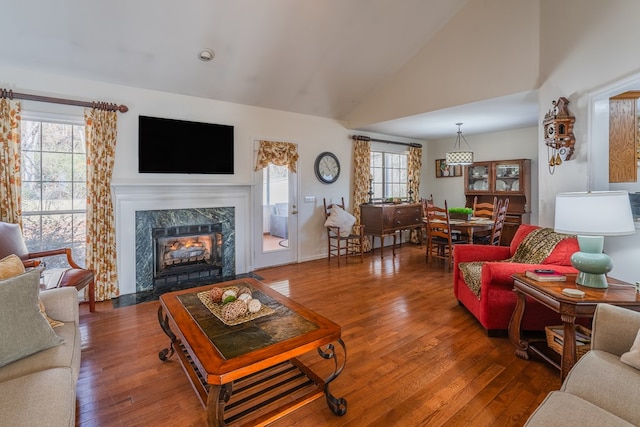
[
  {"x1": 473, "y1": 198, "x2": 509, "y2": 246},
  {"x1": 472, "y1": 196, "x2": 498, "y2": 219},
  {"x1": 424, "y1": 200, "x2": 462, "y2": 269},
  {"x1": 471, "y1": 196, "x2": 498, "y2": 243},
  {"x1": 488, "y1": 198, "x2": 509, "y2": 246},
  {"x1": 419, "y1": 194, "x2": 435, "y2": 245},
  {"x1": 323, "y1": 197, "x2": 365, "y2": 266}
]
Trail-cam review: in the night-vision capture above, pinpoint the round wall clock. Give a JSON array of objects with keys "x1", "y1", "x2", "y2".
[{"x1": 314, "y1": 152, "x2": 340, "y2": 184}]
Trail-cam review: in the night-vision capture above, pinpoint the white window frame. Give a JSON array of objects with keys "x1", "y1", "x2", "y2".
[
  {"x1": 370, "y1": 143, "x2": 409, "y2": 203},
  {"x1": 20, "y1": 110, "x2": 87, "y2": 267}
]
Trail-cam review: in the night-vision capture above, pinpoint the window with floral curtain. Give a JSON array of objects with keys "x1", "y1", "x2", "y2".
[
  {"x1": 85, "y1": 108, "x2": 119, "y2": 301},
  {"x1": 0, "y1": 99, "x2": 22, "y2": 224},
  {"x1": 408, "y1": 145, "x2": 422, "y2": 243},
  {"x1": 352, "y1": 139, "x2": 372, "y2": 252}
]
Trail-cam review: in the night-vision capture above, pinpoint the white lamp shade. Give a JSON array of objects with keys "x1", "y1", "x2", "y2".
[
  {"x1": 554, "y1": 190, "x2": 636, "y2": 236},
  {"x1": 445, "y1": 151, "x2": 473, "y2": 165}
]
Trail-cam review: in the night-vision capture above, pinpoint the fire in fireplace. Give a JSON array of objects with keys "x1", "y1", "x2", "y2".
[{"x1": 152, "y1": 223, "x2": 223, "y2": 286}]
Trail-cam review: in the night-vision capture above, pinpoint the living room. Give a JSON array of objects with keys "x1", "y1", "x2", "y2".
[{"x1": 2, "y1": 0, "x2": 640, "y2": 425}]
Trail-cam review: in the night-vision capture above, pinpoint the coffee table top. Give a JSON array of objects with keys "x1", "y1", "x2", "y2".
[{"x1": 160, "y1": 278, "x2": 342, "y2": 384}]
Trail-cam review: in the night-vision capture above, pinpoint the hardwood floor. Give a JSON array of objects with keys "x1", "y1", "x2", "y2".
[{"x1": 75, "y1": 244, "x2": 560, "y2": 426}]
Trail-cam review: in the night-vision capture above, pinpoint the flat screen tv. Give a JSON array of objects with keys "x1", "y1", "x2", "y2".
[{"x1": 138, "y1": 115, "x2": 234, "y2": 174}]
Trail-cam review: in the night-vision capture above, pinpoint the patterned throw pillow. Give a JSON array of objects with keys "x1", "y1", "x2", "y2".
[
  {"x1": 0, "y1": 254, "x2": 64, "y2": 328},
  {"x1": 0, "y1": 268, "x2": 64, "y2": 367}
]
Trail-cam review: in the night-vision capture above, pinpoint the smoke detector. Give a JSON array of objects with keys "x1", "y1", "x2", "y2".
[{"x1": 198, "y1": 49, "x2": 215, "y2": 62}]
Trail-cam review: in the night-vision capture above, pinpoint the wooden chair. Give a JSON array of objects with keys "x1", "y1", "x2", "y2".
[
  {"x1": 473, "y1": 198, "x2": 509, "y2": 246},
  {"x1": 0, "y1": 221, "x2": 96, "y2": 312},
  {"x1": 472, "y1": 196, "x2": 497, "y2": 219},
  {"x1": 323, "y1": 198, "x2": 365, "y2": 266},
  {"x1": 419, "y1": 194, "x2": 435, "y2": 246},
  {"x1": 488, "y1": 198, "x2": 509, "y2": 246},
  {"x1": 424, "y1": 200, "x2": 463, "y2": 269},
  {"x1": 471, "y1": 196, "x2": 497, "y2": 243}
]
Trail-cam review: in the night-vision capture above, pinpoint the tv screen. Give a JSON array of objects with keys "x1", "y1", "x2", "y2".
[{"x1": 138, "y1": 115, "x2": 234, "y2": 174}]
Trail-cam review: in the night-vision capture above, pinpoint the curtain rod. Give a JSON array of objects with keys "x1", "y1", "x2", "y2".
[
  {"x1": 0, "y1": 88, "x2": 128, "y2": 113},
  {"x1": 351, "y1": 134, "x2": 422, "y2": 148}
]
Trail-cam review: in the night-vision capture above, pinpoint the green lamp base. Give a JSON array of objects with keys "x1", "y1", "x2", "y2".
[{"x1": 571, "y1": 236, "x2": 612, "y2": 289}]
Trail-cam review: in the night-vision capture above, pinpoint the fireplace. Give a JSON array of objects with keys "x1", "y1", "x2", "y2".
[{"x1": 152, "y1": 223, "x2": 223, "y2": 287}]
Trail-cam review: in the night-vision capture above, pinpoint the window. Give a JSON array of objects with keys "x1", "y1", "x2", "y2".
[
  {"x1": 20, "y1": 115, "x2": 87, "y2": 268},
  {"x1": 370, "y1": 150, "x2": 409, "y2": 202}
]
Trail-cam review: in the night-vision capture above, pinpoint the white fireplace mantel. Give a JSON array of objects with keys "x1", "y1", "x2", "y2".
[{"x1": 112, "y1": 183, "x2": 252, "y2": 295}]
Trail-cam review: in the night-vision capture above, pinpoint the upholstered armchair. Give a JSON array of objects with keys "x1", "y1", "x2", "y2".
[
  {"x1": 269, "y1": 203, "x2": 289, "y2": 239},
  {"x1": 453, "y1": 224, "x2": 579, "y2": 335},
  {"x1": 0, "y1": 222, "x2": 95, "y2": 312}
]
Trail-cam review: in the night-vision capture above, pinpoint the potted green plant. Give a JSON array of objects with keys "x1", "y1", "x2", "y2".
[{"x1": 449, "y1": 207, "x2": 473, "y2": 221}]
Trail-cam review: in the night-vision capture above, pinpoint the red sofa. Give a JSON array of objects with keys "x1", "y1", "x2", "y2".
[{"x1": 453, "y1": 224, "x2": 580, "y2": 336}]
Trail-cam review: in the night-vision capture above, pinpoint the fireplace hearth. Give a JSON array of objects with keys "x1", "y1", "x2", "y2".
[{"x1": 152, "y1": 223, "x2": 222, "y2": 287}]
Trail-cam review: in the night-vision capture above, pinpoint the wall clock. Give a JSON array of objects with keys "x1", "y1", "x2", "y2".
[{"x1": 314, "y1": 152, "x2": 340, "y2": 184}]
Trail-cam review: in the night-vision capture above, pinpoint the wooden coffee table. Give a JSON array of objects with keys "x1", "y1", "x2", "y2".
[
  {"x1": 509, "y1": 273, "x2": 640, "y2": 380},
  {"x1": 157, "y1": 278, "x2": 347, "y2": 426}
]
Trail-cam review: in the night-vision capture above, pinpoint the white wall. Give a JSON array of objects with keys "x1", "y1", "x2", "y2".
[
  {"x1": 0, "y1": 64, "x2": 411, "y2": 279},
  {"x1": 537, "y1": 0, "x2": 640, "y2": 283},
  {"x1": 422, "y1": 127, "x2": 538, "y2": 222}
]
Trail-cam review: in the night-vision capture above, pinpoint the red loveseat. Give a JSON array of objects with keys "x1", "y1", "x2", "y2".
[{"x1": 453, "y1": 224, "x2": 580, "y2": 336}]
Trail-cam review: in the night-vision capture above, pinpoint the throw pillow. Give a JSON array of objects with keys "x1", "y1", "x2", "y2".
[
  {"x1": 542, "y1": 238, "x2": 580, "y2": 265},
  {"x1": 620, "y1": 328, "x2": 640, "y2": 370},
  {"x1": 0, "y1": 254, "x2": 26, "y2": 279},
  {"x1": 324, "y1": 205, "x2": 356, "y2": 237},
  {"x1": 0, "y1": 268, "x2": 64, "y2": 368}
]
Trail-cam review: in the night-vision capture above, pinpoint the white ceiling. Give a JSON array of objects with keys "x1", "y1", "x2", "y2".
[{"x1": 2, "y1": 0, "x2": 538, "y2": 140}]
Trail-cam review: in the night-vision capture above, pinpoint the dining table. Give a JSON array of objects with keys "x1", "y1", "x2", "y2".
[{"x1": 425, "y1": 216, "x2": 495, "y2": 243}]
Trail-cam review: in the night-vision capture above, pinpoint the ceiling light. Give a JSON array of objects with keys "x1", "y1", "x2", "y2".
[
  {"x1": 445, "y1": 122, "x2": 473, "y2": 165},
  {"x1": 198, "y1": 49, "x2": 215, "y2": 62}
]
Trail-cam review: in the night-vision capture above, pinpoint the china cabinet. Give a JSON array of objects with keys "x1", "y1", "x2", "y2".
[{"x1": 464, "y1": 159, "x2": 531, "y2": 244}]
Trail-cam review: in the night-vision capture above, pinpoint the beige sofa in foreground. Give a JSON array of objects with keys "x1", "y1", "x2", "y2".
[
  {"x1": 525, "y1": 303, "x2": 640, "y2": 427},
  {"x1": 0, "y1": 286, "x2": 81, "y2": 426}
]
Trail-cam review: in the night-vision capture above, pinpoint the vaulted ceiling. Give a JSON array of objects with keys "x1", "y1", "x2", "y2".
[{"x1": 2, "y1": 0, "x2": 537, "y2": 139}]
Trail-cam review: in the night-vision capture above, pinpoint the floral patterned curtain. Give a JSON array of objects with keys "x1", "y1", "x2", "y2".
[
  {"x1": 85, "y1": 108, "x2": 119, "y2": 301},
  {"x1": 254, "y1": 140, "x2": 299, "y2": 172},
  {"x1": 408, "y1": 145, "x2": 423, "y2": 243},
  {"x1": 0, "y1": 99, "x2": 22, "y2": 225},
  {"x1": 352, "y1": 139, "x2": 372, "y2": 252}
]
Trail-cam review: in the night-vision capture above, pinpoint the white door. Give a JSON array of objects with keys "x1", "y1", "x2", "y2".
[{"x1": 253, "y1": 163, "x2": 298, "y2": 269}]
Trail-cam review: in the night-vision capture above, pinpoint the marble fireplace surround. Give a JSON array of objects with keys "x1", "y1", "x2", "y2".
[{"x1": 112, "y1": 183, "x2": 251, "y2": 296}]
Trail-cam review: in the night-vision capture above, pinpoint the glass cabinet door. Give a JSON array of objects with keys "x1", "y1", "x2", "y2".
[
  {"x1": 495, "y1": 162, "x2": 522, "y2": 193},
  {"x1": 466, "y1": 163, "x2": 491, "y2": 192}
]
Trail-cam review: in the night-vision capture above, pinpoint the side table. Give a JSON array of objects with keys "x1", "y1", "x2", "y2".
[{"x1": 508, "y1": 273, "x2": 640, "y2": 380}]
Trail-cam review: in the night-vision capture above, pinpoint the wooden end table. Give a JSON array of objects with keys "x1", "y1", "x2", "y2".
[
  {"x1": 508, "y1": 273, "x2": 640, "y2": 380},
  {"x1": 157, "y1": 278, "x2": 347, "y2": 426}
]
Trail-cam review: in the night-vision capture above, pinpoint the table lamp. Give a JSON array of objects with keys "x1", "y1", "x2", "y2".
[{"x1": 554, "y1": 190, "x2": 636, "y2": 288}]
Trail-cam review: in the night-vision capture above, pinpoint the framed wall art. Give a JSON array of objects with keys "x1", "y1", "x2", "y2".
[{"x1": 435, "y1": 159, "x2": 462, "y2": 178}]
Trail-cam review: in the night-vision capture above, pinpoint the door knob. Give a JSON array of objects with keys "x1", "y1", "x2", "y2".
[{"x1": 291, "y1": 205, "x2": 298, "y2": 215}]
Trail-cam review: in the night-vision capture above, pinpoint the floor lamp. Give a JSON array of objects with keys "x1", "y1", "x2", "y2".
[{"x1": 554, "y1": 190, "x2": 636, "y2": 288}]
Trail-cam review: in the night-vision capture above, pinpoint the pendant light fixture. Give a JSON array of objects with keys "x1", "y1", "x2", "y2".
[{"x1": 445, "y1": 122, "x2": 474, "y2": 165}]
